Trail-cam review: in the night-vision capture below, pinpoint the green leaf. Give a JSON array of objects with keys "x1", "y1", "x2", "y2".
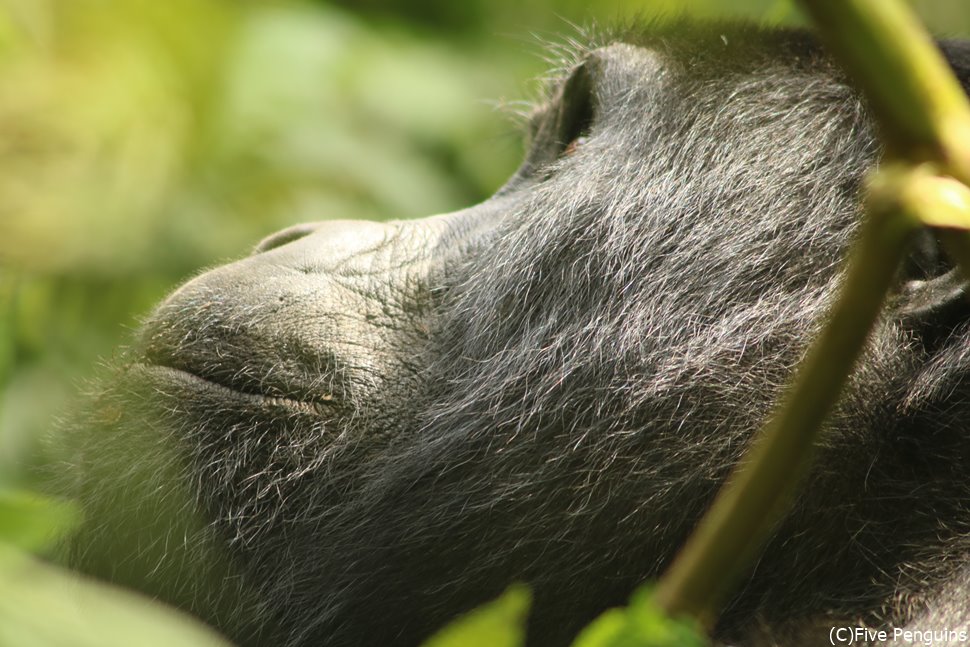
[
  {"x1": 571, "y1": 586, "x2": 707, "y2": 647},
  {"x1": 0, "y1": 490, "x2": 79, "y2": 554},
  {"x1": 0, "y1": 545, "x2": 233, "y2": 647},
  {"x1": 571, "y1": 608, "x2": 628, "y2": 647},
  {"x1": 421, "y1": 584, "x2": 531, "y2": 647}
]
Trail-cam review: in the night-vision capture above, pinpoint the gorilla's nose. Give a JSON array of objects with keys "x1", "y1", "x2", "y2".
[
  {"x1": 251, "y1": 219, "x2": 408, "y2": 267},
  {"x1": 138, "y1": 218, "x2": 421, "y2": 403},
  {"x1": 251, "y1": 192, "x2": 516, "y2": 268},
  {"x1": 253, "y1": 222, "x2": 324, "y2": 253},
  {"x1": 137, "y1": 195, "x2": 513, "y2": 406}
]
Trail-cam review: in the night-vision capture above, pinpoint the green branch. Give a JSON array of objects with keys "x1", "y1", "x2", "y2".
[{"x1": 799, "y1": 0, "x2": 970, "y2": 182}]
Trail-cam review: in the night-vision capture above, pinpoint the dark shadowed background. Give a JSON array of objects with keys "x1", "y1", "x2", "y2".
[{"x1": 1, "y1": 0, "x2": 969, "y2": 489}]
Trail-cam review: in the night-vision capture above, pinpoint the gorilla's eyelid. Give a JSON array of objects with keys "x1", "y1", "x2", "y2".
[
  {"x1": 514, "y1": 59, "x2": 596, "y2": 178},
  {"x1": 553, "y1": 60, "x2": 595, "y2": 153},
  {"x1": 254, "y1": 223, "x2": 321, "y2": 254}
]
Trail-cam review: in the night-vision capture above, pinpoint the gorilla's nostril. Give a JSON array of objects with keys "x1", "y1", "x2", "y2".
[{"x1": 254, "y1": 223, "x2": 322, "y2": 253}]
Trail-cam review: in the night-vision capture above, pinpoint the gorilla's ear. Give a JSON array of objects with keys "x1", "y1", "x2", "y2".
[
  {"x1": 894, "y1": 229, "x2": 970, "y2": 323},
  {"x1": 895, "y1": 267, "x2": 968, "y2": 320}
]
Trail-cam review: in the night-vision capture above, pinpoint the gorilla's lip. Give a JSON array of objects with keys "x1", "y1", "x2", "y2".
[{"x1": 131, "y1": 362, "x2": 331, "y2": 416}]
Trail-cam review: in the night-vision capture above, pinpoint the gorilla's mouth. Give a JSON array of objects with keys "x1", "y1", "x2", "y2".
[{"x1": 130, "y1": 362, "x2": 331, "y2": 417}]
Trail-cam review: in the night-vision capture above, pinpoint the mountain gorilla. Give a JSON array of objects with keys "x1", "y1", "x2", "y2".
[{"x1": 56, "y1": 20, "x2": 970, "y2": 647}]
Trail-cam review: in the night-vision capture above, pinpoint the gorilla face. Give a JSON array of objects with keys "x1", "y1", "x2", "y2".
[{"x1": 64, "y1": 23, "x2": 970, "y2": 647}]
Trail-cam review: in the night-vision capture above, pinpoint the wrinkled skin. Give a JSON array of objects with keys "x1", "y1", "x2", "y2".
[{"x1": 58, "y1": 22, "x2": 970, "y2": 647}]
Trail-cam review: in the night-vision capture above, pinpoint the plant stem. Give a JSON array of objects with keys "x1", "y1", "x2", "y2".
[{"x1": 799, "y1": 0, "x2": 970, "y2": 183}]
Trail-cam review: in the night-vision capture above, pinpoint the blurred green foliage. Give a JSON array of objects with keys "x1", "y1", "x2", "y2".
[
  {"x1": 0, "y1": 489, "x2": 76, "y2": 554},
  {"x1": 416, "y1": 583, "x2": 708, "y2": 647},
  {"x1": 570, "y1": 587, "x2": 706, "y2": 647},
  {"x1": 421, "y1": 585, "x2": 531, "y2": 647},
  {"x1": 0, "y1": 489, "x2": 232, "y2": 646},
  {"x1": 0, "y1": 541, "x2": 235, "y2": 647}
]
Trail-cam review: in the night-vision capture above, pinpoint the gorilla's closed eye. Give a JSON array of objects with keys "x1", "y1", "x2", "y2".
[
  {"x1": 514, "y1": 60, "x2": 596, "y2": 181},
  {"x1": 554, "y1": 62, "x2": 595, "y2": 156}
]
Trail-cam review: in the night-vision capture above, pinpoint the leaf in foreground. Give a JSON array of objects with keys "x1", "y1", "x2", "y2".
[
  {"x1": 572, "y1": 586, "x2": 707, "y2": 647},
  {"x1": 0, "y1": 546, "x2": 233, "y2": 647},
  {"x1": 421, "y1": 584, "x2": 531, "y2": 647},
  {"x1": 0, "y1": 490, "x2": 78, "y2": 554}
]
